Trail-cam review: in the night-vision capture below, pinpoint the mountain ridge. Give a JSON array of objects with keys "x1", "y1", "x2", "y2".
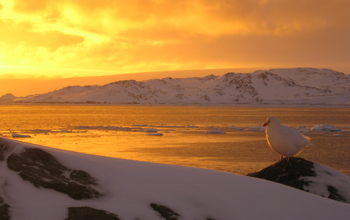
[{"x1": 7, "y1": 68, "x2": 350, "y2": 105}]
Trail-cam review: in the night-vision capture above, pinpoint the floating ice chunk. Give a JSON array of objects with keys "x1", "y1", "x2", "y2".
[
  {"x1": 60, "y1": 130, "x2": 73, "y2": 133},
  {"x1": 147, "y1": 133, "x2": 163, "y2": 136},
  {"x1": 31, "y1": 129, "x2": 51, "y2": 133},
  {"x1": 12, "y1": 133, "x2": 31, "y2": 138},
  {"x1": 311, "y1": 125, "x2": 342, "y2": 132},
  {"x1": 330, "y1": 133, "x2": 343, "y2": 137},
  {"x1": 145, "y1": 128, "x2": 159, "y2": 132},
  {"x1": 207, "y1": 130, "x2": 226, "y2": 134},
  {"x1": 246, "y1": 126, "x2": 266, "y2": 132},
  {"x1": 187, "y1": 125, "x2": 198, "y2": 128},
  {"x1": 155, "y1": 125, "x2": 185, "y2": 128},
  {"x1": 295, "y1": 126, "x2": 311, "y2": 133},
  {"x1": 105, "y1": 126, "x2": 131, "y2": 131},
  {"x1": 230, "y1": 126, "x2": 245, "y2": 131},
  {"x1": 76, "y1": 125, "x2": 131, "y2": 131}
]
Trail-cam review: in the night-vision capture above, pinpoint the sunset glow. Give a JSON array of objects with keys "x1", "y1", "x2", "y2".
[{"x1": 0, "y1": 0, "x2": 349, "y2": 78}]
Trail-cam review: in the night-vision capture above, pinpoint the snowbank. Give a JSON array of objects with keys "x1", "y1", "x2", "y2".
[{"x1": 0, "y1": 137, "x2": 349, "y2": 220}]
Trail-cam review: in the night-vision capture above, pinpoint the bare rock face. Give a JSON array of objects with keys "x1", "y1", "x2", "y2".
[
  {"x1": 66, "y1": 207, "x2": 120, "y2": 220},
  {"x1": 247, "y1": 157, "x2": 348, "y2": 203},
  {"x1": 7, "y1": 147, "x2": 102, "y2": 200}
]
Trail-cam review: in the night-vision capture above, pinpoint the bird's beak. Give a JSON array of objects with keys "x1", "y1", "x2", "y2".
[{"x1": 263, "y1": 121, "x2": 269, "y2": 127}]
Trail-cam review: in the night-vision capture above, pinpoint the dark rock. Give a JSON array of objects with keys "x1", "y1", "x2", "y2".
[
  {"x1": 247, "y1": 157, "x2": 347, "y2": 203},
  {"x1": 0, "y1": 142, "x2": 11, "y2": 161},
  {"x1": 0, "y1": 197, "x2": 10, "y2": 220},
  {"x1": 70, "y1": 170, "x2": 98, "y2": 186},
  {"x1": 66, "y1": 207, "x2": 120, "y2": 220},
  {"x1": 150, "y1": 203, "x2": 180, "y2": 220},
  {"x1": 7, "y1": 147, "x2": 101, "y2": 200}
]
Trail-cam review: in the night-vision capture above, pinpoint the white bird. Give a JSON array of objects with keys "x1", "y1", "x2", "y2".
[{"x1": 263, "y1": 116, "x2": 313, "y2": 161}]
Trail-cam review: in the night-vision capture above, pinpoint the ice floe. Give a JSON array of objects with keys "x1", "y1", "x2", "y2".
[
  {"x1": 311, "y1": 125, "x2": 342, "y2": 132},
  {"x1": 187, "y1": 125, "x2": 199, "y2": 128},
  {"x1": 147, "y1": 133, "x2": 164, "y2": 136},
  {"x1": 207, "y1": 130, "x2": 226, "y2": 134},
  {"x1": 12, "y1": 133, "x2": 31, "y2": 138},
  {"x1": 245, "y1": 126, "x2": 266, "y2": 132},
  {"x1": 145, "y1": 128, "x2": 159, "y2": 132}
]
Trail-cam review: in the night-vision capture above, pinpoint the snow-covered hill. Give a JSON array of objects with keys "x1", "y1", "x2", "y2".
[
  {"x1": 14, "y1": 68, "x2": 350, "y2": 105},
  {"x1": 0, "y1": 137, "x2": 349, "y2": 220}
]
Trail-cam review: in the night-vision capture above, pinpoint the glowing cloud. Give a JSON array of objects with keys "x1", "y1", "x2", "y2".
[{"x1": 0, "y1": 0, "x2": 349, "y2": 77}]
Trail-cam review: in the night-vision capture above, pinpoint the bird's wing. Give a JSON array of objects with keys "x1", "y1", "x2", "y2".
[{"x1": 279, "y1": 125, "x2": 313, "y2": 146}]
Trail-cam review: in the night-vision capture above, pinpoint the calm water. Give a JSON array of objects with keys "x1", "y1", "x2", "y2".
[{"x1": 0, "y1": 105, "x2": 349, "y2": 176}]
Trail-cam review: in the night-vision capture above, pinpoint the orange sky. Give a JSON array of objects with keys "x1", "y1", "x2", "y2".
[{"x1": 0, "y1": 0, "x2": 349, "y2": 79}]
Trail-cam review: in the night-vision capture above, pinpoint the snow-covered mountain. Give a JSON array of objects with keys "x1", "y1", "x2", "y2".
[
  {"x1": 15, "y1": 68, "x2": 350, "y2": 105},
  {"x1": 0, "y1": 137, "x2": 349, "y2": 220}
]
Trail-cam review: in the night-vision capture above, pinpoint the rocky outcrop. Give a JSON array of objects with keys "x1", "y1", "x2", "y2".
[
  {"x1": 247, "y1": 157, "x2": 349, "y2": 203},
  {"x1": 0, "y1": 142, "x2": 11, "y2": 162},
  {"x1": 0, "y1": 197, "x2": 10, "y2": 220},
  {"x1": 7, "y1": 147, "x2": 102, "y2": 200},
  {"x1": 66, "y1": 207, "x2": 120, "y2": 220},
  {"x1": 150, "y1": 203, "x2": 180, "y2": 220}
]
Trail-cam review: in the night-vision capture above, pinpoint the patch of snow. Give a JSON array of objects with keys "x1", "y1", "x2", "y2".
[
  {"x1": 302, "y1": 162, "x2": 350, "y2": 203},
  {"x1": 0, "y1": 137, "x2": 349, "y2": 220}
]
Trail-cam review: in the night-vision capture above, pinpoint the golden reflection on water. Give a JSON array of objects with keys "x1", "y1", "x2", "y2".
[
  {"x1": 3, "y1": 128, "x2": 272, "y2": 174},
  {"x1": 1, "y1": 105, "x2": 350, "y2": 176}
]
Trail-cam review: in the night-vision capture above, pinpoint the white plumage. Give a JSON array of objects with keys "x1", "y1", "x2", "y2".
[{"x1": 263, "y1": 116, "x2": 313, "y2": 160}]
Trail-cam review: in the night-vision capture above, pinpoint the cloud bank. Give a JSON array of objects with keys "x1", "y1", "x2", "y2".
[{"x1": 0, "y1": 0, "x2": 349, "y2": 76}]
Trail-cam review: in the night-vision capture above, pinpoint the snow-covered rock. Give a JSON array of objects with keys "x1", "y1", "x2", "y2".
[
  {"x1": 13, "y1": 68, "x2": 350, "y2": 105},
  {"x1": 311, "y1": 124, "x2": 342, "y2": 132},
  {"x1": 248, "y1": 157, "x2": 350, "y2": 204},
  {"x1": 0, "y1": 138, "x2": 349, "y2": 220}
]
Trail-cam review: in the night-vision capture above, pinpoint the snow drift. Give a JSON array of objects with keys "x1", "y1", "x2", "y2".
[{"x1": 0, "y1": 137, "x2": 349, "y2": 220}]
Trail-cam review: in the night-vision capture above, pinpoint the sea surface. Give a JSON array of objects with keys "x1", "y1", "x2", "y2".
[{"x1": 0, "y1": 105, "x2": 349, "y2": 176}]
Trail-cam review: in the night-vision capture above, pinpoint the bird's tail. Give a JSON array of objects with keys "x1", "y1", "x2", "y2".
[{"x1": 303, "y1": 135, "x2": 315, "y2": 146}]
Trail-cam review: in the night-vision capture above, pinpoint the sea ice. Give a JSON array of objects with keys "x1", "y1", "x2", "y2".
[
  {"x1": 246, "y1": 126, "x2": 266, "y2": 132},
  {"x1": 311, "y1": 124, "x2": 342, "y2": 132},
  {"x1": 207, "y1": 130, "x2": 226, "y2": 134},
  {"x1": 147, "y1": 133, "x2": 163, "y2": 136},
  {"x1": 12, "y1": 133, "x2": 31, "y2": 138},
  {"x1": 145, "y1": 128, "x2": 159, "y2": 132},
  {"x1": 187, "y1": 125, "x2": 199, "y2": 128}
]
